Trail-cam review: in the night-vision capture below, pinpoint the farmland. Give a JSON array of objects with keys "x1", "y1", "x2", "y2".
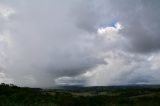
[{"x1": 0, "y1": 83, "x2": 160, "y2": 106}]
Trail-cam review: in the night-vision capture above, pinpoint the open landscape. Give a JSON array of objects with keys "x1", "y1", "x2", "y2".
[
  {"x1": 0, "y1": 83, "x2": 160, "y2": 106},
  {"x1": 0, "y1": 0, "x2": 160, "y2": 106}
]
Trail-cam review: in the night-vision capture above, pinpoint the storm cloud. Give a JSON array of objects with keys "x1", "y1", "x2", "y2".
[{"x1": 0, "y1": 0, "x2": 160, "y2": 87}]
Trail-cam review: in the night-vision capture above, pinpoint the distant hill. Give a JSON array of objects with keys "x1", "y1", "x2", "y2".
[{"x1": 52, "y1": 84, "x2": 160, "y2": 92}]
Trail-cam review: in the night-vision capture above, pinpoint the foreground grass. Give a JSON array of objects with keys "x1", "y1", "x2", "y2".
[{"x1": 0, "y1": 83, "x2": 160, "y2": 106}]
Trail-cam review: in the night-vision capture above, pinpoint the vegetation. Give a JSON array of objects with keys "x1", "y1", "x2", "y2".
[{"x1": 0, "y1": 83, "x2": 160, "y2": 106}]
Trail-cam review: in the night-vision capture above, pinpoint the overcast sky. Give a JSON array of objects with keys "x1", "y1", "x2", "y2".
[{"x1": 0, "y1": 0, "x2": 160, "y2": 87}]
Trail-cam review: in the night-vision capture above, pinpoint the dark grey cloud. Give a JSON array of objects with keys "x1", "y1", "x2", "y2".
[
  {"x1": 114, "y1": 0, "x2": 160, "y2": 53},
  {"x1": 0, "y1": 0, "x2": 160, "y2": 87},
  {"x1": 73, "y1": 0, "x2": 160, "y2": 53},
  {"x1": 0, "y1": 0, "x2": 106, "y2": 87}
]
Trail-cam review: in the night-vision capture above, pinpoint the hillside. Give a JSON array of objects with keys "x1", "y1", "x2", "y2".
[{"x1": 0, "y1": 83, "x2": 160, "y2": 106}]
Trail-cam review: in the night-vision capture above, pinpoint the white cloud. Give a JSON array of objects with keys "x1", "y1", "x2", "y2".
[
  {"x1": 0, "y1": 72, "x2": 13, "y2": 84},
  {"x1": 0, "y1": 4, "x2": 15, "y2": 19},
  {"x1": 97, "y1": 22, "x2": 122, "y2": 35},
  {"x1": 149, "y1": 53, "x2": 160, "y2": 70},
  {"x1": 0, "y1": 3, "x2": 15, "y2": 84},
  {"x1": 55, "y1": 22, "x2": 160, "y2": 86}
]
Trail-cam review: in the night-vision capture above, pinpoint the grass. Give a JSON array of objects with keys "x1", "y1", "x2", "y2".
[{"x1": 0, "y1": 83, "x2": 160, "y2": 106}]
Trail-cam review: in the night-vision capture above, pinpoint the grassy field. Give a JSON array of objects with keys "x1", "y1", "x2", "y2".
[{"x1": 0, "y1": 83, "x2": 160, "y2": 106}]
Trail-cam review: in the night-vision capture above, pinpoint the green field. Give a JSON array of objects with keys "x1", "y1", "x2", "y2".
[{"x1": 0, "y1": 83, "x2": 160, "y2": 106}]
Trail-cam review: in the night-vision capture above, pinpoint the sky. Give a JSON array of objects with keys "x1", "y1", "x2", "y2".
[{"x1": 0, "y1": 0, "x2": 160, "y2": 87}]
